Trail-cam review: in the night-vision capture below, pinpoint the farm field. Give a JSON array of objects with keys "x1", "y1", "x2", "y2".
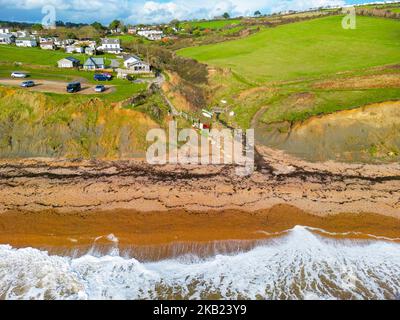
[
  {"x1": 178, "y1": 16, "x2": 400, "y2": 82},
  {"x1": 178, "y1": 15, "x2": 400, "y2": 162},
  {"x1": 184, "y1": 19, "x2": 242, "y2": 30}
]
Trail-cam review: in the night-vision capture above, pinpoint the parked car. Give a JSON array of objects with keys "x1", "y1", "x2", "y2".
[
  {"x1": 94, "y1": 74, "x2": 110, "y2": 81},
  {"x1": 66, "y1": 82, "x2": 81, "y2": 93},
  {"x1": 94, "y1": 85, "x2": 106, "y2": 92},
  {"x1": 102, "y1": 72, "x2": 113, "y2": 80},
  {"x1": 20, "y1": 80, "x2": 35, "y2": 88},
  {"x1": 11, "y1": 72, "x2": 28, "y2": 78}
]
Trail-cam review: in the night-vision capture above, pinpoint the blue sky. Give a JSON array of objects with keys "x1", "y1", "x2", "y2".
[{"x1": 0, "y1": 0, "x2": 383, "y2": 25}]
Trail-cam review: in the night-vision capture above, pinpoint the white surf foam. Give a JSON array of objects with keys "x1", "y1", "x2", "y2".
[{"x1": 1, "y1": 226, "x2": 400, "y2": 300}]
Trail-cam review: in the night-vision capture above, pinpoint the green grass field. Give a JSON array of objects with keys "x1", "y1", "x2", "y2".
[
  {"x1": 0, "y1": 45, "x2": 118, "y2": 67},
  {"x1": 177, "y1": 15, "x2": 400, "y2": 129},
  {"x1": 184, "y1": 19, "x2": 242, "y2": 30},
  {"x1": 178, "y1": 16, "x2": 400, "y2": 83}
]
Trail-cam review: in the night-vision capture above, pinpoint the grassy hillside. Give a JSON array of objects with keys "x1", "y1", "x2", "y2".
[
  {"x1": 178, "y1": 15, "x2": 400, "y2": 82},
  {"x1": 184, "y1": 19, "x2": 242, "y2": 30},
  {"x1": 0, "y1": 86, "x2": 164, "y2": 158},
  {"x1": 177, "y1": 14, "x2": 400, "y2": 162},
  {"x1": 0, "y1": 45, "x2": 117, "y2": 66},
  {"x1": 177, "y1": 15, "x2": 400, "y2": 127}
]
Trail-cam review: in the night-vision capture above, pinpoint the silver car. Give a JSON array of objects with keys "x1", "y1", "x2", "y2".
[
  {"x1": 11, "y1": 72, "x2": 28, "y2": 78},
  {"x1": 21, "y1": 81, "x2": 35, "y2": 88}
]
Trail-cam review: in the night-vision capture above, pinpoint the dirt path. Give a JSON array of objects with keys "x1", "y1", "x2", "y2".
[{"x1": 0, "y1": 78, "x2": 115, "y2": 95}]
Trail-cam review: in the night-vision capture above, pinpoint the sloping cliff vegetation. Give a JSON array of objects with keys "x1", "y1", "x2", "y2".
[{"x1": 0, "y1": 87, "x2": 163, "y2": 158}]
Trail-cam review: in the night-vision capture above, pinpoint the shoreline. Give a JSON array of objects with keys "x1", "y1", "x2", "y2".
[
  {"x1": 1, "y1": 205, "x2": 400, "y2": 260},
  {"x1": 0, "y1": 150, "x2": 399, "y2": 217},
  {"x1": 0, "y1": 149, "x2": 399, "y2": 260}
]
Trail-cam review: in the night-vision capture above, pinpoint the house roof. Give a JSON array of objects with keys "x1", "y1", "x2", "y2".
[
  {"x1": 101, "y1": 38, "x2": 120, "y2": 45},
  {"x1": 110, "y1": 59, "x2": 120, "y2": 67},
  {"x1": 123, "y1": 54, "x2": 141, "y2": 62},
  {"x1": 0, "y1": 34, "x2": 14, "y2": 38},
  {"x1": 130, "y1": 60, "x2": 150, "y2": 66},
  {"x1": 65, "y1": 56, "x2": 80, "y2": 63},
  {"x1": 16, "y1": 37, "x2": 35, "y2": 41},
  {"x1": 84, "y1": 57, "x2": 104, "y2": 67}
]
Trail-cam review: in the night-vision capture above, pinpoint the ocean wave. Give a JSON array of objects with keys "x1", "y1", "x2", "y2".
[{"x1": 1, "y1": 226, "x2": 400, "y2": 300}]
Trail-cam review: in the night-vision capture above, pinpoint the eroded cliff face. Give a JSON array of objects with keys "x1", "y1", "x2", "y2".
[
  {"x1": 0, "y1": 87, "x2": 159, "y2": 159},
  {"x1": 256, "y1": 101, "x2": 400, "y2": 163},
  {"x1": 0, "y1": 145, "x2": 398, "y2": 216}
]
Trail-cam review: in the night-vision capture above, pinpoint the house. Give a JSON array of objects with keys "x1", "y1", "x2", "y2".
[
  {"x1": 122, "y1": 54, "x2": 151, "y2": 73},
  {"x1": 12, "y1": 30, "x2": 29, "y2": 38},
  {"x1": 117, "y1": 54, "x2": 151, "y2": 78},
  {"x1": 16, "y1": 37, "x2": 37, "y2": 47},
  {"x1": 137, "y1": 29, "x2": 163, "y2": 41},
  {"x1": 40, "y1": 40, "x2": 56, "y2": 50},
  {"x1": 16, "y1": 30, "x2": 29, "y2": 38},
  {"x1": 127, "y1": 28, "x2": 136, "y2": 34},
  {"x1": 110, "y1": 59, "x2": 120, "y2": 70},
  {"x1": 54, "y1": 38, "x2": 74, "y2": 48},
  {"x1": 39, "y1": 37, "x2": 54, "y2": 43},
  {"x1": 123, "y1": 54, "x2": 141, "y2": 68},
  {"x1": 0, "y1": 28, "x2": 10, "y2": 34},
  {"x1": 65, "y1": 44, "x2": 84, "y2": 53},
  {"x1": 83, "y1": 57, "x2": 105, "y2": 70},
  {"x1": 110, "y1": 28, "x2": 121, "y2": 34},
  {"x1": 57, "y1": 57, "x2": 80, "y2": 68},
  {"x1": 98, "y1": 38, "x2": 121, "y2": 54},
  {"x1": 85, "y1": 47, "x2": 96, "y2": 55},
  {"x1": 0, "y1": 33, "x2": 15, "y2": 45}
]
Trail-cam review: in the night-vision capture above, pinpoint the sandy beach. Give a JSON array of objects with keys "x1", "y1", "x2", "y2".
[
  {"x1": 0, "y1": 146, "x2": 399, "y2": 216},
  {"x1": 0, "y1": 146, "x2": 399, "y2": 258}
]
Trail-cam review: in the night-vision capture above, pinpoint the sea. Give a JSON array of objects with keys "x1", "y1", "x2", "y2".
[{"x1": 1, "y1": 226, "x2": 400, "y2": 300}]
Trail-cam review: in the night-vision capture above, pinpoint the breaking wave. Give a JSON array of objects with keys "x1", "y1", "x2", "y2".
[{"x1": 1, "y1": 226, "x2": 400, "y2": 300}]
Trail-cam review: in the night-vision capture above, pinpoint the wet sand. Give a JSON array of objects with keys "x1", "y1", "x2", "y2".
[
  {"x1": 0, "y1": 149, "x2": 398, "y2": 260},
  {"x1": 1, "y1": 205, "x2": 400, "y2": 260}
]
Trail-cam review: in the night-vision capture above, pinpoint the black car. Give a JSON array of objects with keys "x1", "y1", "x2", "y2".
[{"x1": 66, "y1": 82, "x2": 81, "y2": 93}]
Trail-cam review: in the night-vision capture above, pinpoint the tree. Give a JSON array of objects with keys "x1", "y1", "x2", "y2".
[
  {"x1": 76, "y1": 26, "x2": 100, "y2": 40},
  {"x1": 31, "y1": 24, "x2": 43, "y2": 32},
  {"x1": 91, "y1": 21, "x2": 104, "y2": 31},
  {"x1": 223, "y1": 12, "x2": 230, "y2": 19},
  {"x1": 170, "y1": 19, "x2": 180, "y2": 30},
  {"x1": 254, "y1": 10, "x2": 262, "y2": 17},
  {"x1": 109, "y1": 19, "x2": 121, "y2": 30}
]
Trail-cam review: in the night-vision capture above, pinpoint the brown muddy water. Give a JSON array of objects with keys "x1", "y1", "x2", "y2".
[{"x1": 1, "y1": 207, "x2": 400, "y2": 300}]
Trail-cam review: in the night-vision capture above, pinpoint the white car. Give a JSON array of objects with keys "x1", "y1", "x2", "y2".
[{"x1": 11, "y1": 72, "x2": 28, "y2": 78}]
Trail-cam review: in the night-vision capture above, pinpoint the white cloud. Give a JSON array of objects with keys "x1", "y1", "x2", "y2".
[
  {"x1": 0, "y1": 0, "x2": 352, "y2": 24},
  {"x1": 129, "y1": 0, "x2": 345, "y2": 24},
  {"x1": 0, "y1": 0, "x2": 71, "y2": 10}
]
